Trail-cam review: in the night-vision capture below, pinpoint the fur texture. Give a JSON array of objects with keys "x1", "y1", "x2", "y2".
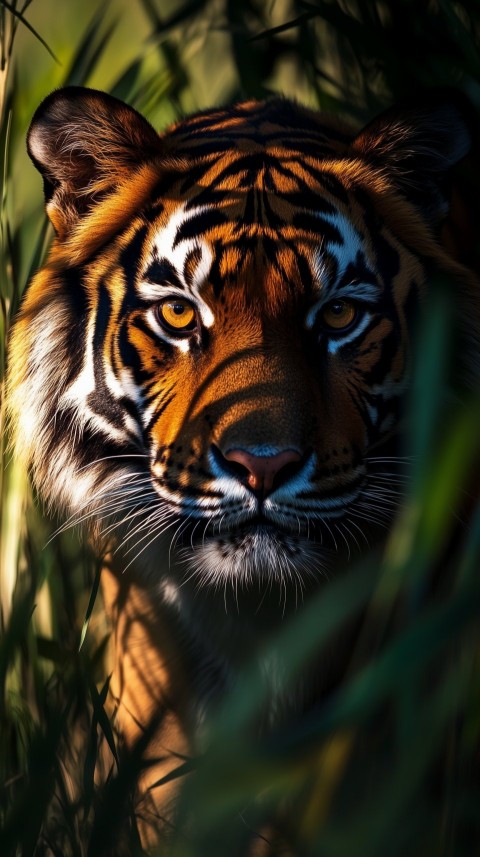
[{"x1": 7, "y1": 87, "x2": 479, "y2": 848}]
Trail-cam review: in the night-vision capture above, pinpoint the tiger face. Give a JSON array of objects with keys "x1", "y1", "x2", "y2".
[{"x1": 8, "y1": 87, "x2": 475, "y2": 595}]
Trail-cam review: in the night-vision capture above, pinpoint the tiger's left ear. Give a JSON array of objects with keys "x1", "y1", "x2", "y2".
[
  {"x1": 352, "y1": 89, "x2": 475, "y2": 223},
  {"x1": 27, "y1": 86, "x2": 161, "y2": 238}
]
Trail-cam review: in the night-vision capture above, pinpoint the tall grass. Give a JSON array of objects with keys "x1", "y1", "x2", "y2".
[{"x1": 0, "y1": 1, "x2": 479, "y2": 855}]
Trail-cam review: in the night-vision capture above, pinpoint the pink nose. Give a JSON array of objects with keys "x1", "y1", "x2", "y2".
[{"x1": 224, "y1": 448, "x2": 302, "y2": 494}]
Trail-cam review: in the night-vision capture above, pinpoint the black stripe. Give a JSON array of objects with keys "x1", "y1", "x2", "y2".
[
  {"x1": 87, "y1": 281, "x2": 126, "y2": 426},
  {"x1": 296, "y1": 252, "x2": 315, "y2": 296},
  {"x1": 63, "y1": 268, "x2": 88, "y2": 387},
  {"x1": 119, "y1": 224, "x2": 149, "y2": 303},
  {"x1": 292, "y1": 212, "x2": 343, "y2": 242},
  {"x1": 130, "y1": 314, "x2": 174, "y2": 354},
  {"x1": 319, "y1": 173, "x2": 350, "y2": 205},
  {"x1": 144, "y1": 257, "x2": 183, "y2": 288},
  {"x1": 143, "y1": 382, "x2": 175, "y2": 409},
  {"x1": 173, "y1": 209, "x2": 228, "y2": 245},
  {"x1": 298, "y1": 473, "x2": 364, "y2": 501},
  {"x1": 145, "y1": 391, "x2": 177, "y2": 435},
  {"x1": 157, "y1": 481, "x2": 222, "y2": 499},
  {"x1": 336, "y1": 256, "x2": 377, "y2": 291},
  {"x1": 44, "y1": 406, "x2": 131, "y2": 468},
  {"x1": 274, "y1": 189, "x2": 336, "y2": 214},
  {"x1": 184, "y1": 187, "x2": 231, "y2": 210},
  {"x1": 361, "y1": 324, "x2": 400, "y2": 386}
]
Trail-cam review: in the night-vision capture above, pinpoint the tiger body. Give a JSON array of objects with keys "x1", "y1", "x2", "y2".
[{"x1": 7, "y1": 87, "x2": 479, "y2": 847}]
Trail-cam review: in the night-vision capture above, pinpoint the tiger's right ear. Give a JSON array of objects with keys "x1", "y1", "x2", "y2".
[{"x1": 27, "y1": 86, "x2": 161, "y2": 239}]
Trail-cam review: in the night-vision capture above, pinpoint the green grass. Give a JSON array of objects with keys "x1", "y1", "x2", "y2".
[{"x1": 0, "y1": 1, "x2": 479, "y2": 855}]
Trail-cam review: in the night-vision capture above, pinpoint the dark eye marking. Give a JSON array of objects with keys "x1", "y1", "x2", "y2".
[{"x1": 144, "y1": 257, "x2": 183, "y2": 289}]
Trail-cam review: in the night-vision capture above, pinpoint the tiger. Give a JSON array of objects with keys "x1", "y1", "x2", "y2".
[{"x1": 6, "y1": 85, "x2": 479, "y2": 851}]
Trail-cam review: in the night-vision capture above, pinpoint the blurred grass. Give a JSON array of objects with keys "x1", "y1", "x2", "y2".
[{"x1": 0, "y1": 1, "x2": 479, "y2": 855}]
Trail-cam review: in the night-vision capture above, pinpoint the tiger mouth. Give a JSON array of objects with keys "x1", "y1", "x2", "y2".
[
  {"x1": 169, "y1": 512, "x2": 306, "y2": 557},
  {"x1": 177, "y1": 516, "x2": 323, "y2": 585},
  {"x1": 214, "y1": 521, "x2": 295, "y2": 545},
  {"x1": 227, "y1": 515, "x2": 288, "y2": 534},
  {"x1": 199, "y1": 515, "x2": 304, "y2": 544}
]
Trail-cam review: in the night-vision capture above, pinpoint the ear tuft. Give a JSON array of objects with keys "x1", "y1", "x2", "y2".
[
  {"x1": 352, "y1": 89, "x2": 476, "y2": 223},
  {"x1": 28, "y1": 86, "x2": 161, "y2": 238}
]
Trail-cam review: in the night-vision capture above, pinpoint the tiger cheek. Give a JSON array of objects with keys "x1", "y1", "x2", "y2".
[{"x1": 329, "y1": 376, "x2": 368, "y2": 449}]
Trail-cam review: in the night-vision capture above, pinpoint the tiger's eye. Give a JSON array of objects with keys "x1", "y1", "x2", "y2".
[
  {"x1": 321, "y1": 300, "x2": 357, "y2": 331},
  {"x1": 158, "y1": 298, "x2": 196, "y2": 332}
]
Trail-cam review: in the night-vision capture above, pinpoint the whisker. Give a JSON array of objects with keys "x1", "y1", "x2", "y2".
[
  {"x1": 335, "y1": 522, "x2": 351, "y2": 560},
  {"x1": 115, "y1": 501, "x2": 172, "y2": 550},
  {"x1": 49, "y1": 474, "x2": 155, "y2": 533},
  {"x1": 46, "y1": 491, "x2": 151, "y2": 542},
  {"x1": 361, "y1": 491, "x2": 403, "y2": 508},
  {"x1": 322, "y1": 518, "x2": 338, "y2": 552},
  {"x1": 365, "y1": 456, "x2": 415, "y2": 463},
  {"x1": 190, "y1": 517, "x2": 203, "y2": 551},
  {"x1": 76, "y1": 453, "x2": 149, "y2": 473},
  {"x1": 47, "y1": 486, "x2": 154, "y2": 544},
  {"x1": 99, "y1": 502, "x2": 152, "y2": 540},
  {"x1": 121, "y1": 517, "x2": 179, "y2": 573},
  {"x1": 169, "y1": 513, "x2": 196, "y2": 568},
  {"x1": 120, "y1": 509, "x2": 177, "y2": 557},
  {"x1": 345, "y1": 516, "x2": 370, "y2": 548},
  {"x1": 350, "y1": 507, "x2": 390, "y2": 529}
]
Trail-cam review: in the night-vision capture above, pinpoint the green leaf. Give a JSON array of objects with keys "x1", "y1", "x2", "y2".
[
  {"x1": 78, "y1": 562, "x2": 101, "y2": 652},
  {"x1": 0, "y1": 0, "x2": 59, "y2": 62}
]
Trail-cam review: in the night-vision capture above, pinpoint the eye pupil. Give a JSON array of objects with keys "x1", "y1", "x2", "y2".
[
  {"x1": 157, "y1": 297, "x2": 197, "y2": 334},
  {"x1": 320, "y1": 299, "x2": 357, "y2": 331}
]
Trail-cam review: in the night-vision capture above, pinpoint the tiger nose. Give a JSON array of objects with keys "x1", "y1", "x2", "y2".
[{"x1": 223, "y1": 448, "x2": 302, "y2": 495}]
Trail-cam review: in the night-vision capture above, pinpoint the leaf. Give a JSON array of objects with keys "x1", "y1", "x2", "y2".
[
  {"x1": 0, "y1": 0, "x2": 59, "y2": 63},
  {"x1": 275, "y1": 584, "x2": 480, "y2": 754},
  {"x1": 62, "y1": 3, "x2": 115, "y2": 88},
  {"x1": 148, "y1": 757, "x2": 196, "y2": 791},
  {"x1": 89, "y1": 674, "x2": 119, "y2": 767},
  {"x1": 78, "y1": 562, "x2": 101, "y2": 652}
]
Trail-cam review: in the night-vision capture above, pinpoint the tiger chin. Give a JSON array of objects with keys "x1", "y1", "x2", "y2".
[{"x1": 7, "y1": 85, "x2": 479, "y2": 849}]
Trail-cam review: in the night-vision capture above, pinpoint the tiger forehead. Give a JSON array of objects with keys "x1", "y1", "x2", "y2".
[
  {"x1": 163, "y1": 97, "x2": 350, "y2": 160},
  {"x1": 138, "y1": 104, "x2": 372, "y2": 308},
  {"x1": 143, "y1": 222, "x2": 322, "y2": 312},
  {"x1": 152, "y1": 100, "x2": 353, "y2": 217},
  {"x1": 141, "y1": 187, "x2": 373, "y2": 316},
  {"x1": 139, "y1": 114, "x2": 369, "y2": 306},
  {"x1": 142, "y1": 184, "x2": 372, "y2": 307},
  {"x1": 154, "y1": 140, "x2": 347, "y2": 219}
]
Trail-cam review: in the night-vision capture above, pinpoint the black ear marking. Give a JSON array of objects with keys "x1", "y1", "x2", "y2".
[
  {"x1": 352, "y1": 88, "x2": 476, "y2": 223},
  {"x1": 27, "y1": 86, "x2": 161, "y2": 238}
]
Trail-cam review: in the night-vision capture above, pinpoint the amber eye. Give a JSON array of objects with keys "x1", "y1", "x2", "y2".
[
  {"x1": 158, "y1": 298, "x2": 197, "y2": 333},
  {"x1": 321, "y1": 299, "x2": 357, "y2": 331}
]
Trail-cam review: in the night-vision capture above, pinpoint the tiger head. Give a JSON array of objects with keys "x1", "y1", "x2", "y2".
[{"x1": 8, "y1": 87, "x2": 478, "y2": 595}]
